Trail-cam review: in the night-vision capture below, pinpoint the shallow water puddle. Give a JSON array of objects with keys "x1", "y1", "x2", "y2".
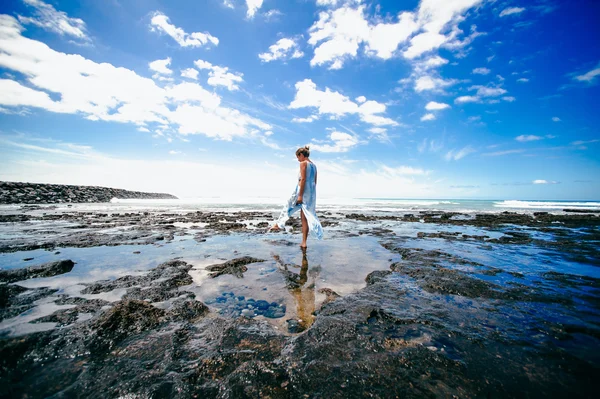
[{"x1": 0, "y1": 232, "x2": 399, "y2": 336}]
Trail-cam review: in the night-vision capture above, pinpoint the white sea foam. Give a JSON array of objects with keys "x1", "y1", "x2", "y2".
[{"x1": 494, "y1": 200, "x2": 600, "y2": 210}]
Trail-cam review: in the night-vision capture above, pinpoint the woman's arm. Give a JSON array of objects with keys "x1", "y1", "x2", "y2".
[{"x1": 297, "y1": 161, "x2": 307, "y2": 203}]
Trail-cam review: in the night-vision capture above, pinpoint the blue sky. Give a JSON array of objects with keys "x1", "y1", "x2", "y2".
[{"x1": 0, "y1": 0, "x2": 598, "y2": 200}]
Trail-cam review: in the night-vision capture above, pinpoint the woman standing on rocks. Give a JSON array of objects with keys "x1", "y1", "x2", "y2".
[{"x1": 270, "y1": 146, "x2": 323, "y2": 248}]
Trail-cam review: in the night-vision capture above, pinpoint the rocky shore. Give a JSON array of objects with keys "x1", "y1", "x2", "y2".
[
  {"x1": 0, "y1": 206, "x2": 598, "y2": 398},
  {"x1": 0, "y1": 181, "x2": 178, "y2": 204}
]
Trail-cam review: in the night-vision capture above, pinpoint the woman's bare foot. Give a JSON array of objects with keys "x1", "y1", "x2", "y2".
[
  {"x1": 269, "y1": 224, "x2": 281, "y2": 232},
  {"x1": 300, "y1": 243, "x2": 307, "y2": 249}
]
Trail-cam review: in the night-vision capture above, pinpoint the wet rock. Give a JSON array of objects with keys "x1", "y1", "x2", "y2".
[
  {"x1": 0, "y1": 259, "x2": 75, "y2": 283},
  {"x1": 318, "y1": 288, "x2": 341, "y2": 306},
  {"x1": 542, "y1": 271, "x2": 600, "y2": 289},
  {"x1": 284, "y1": 217, "x2": 302, "y2": 229},
  {"x1": 0, "y1": 287, "x2": 59, "y2": 322},
  {"x1": 391, "y1": 260, "x2": 503, "y2": 298},
  {"x1": 206, "y1": 256, "x2": 265, "y2": 278},
  {"x1": 0, "y1": 214, "x2": 31, "y2": 223},
  {"x1": 563, "y1": 208, "x2": 600, "y2": 213},
  {"x1": 286, "y1": 318, "x2": 303, "y2": 333},
  {"x1": 206, "y1": 222, "x2": 247, "y2": 233},
  {"x1": 88, "y1": 300, "x2": 166, "y2": 352},
  {"x1": 0, "y1": 284, "x2": 28, "y2": 308},
  {"x1": 365, "y1": 270, "x2": 392, "y2": 285},
  {"x1": 165, "y1": 297, "x2": 209, "y2": 322},
  {"x1": 31, "y1": 298, "x2": 109, "y2": 327},
  {"x1": 82, "y1": 260, "x2": 193, "y2": 303},
  {"x1": 487, "y1": 231, "x2": 532, "y2": 244},
  {"x1": 266, "y1": 239, "x2": 296, "y2": 246}
]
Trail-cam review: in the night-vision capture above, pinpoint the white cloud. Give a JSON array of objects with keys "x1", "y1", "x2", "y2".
[
  {"x1": 473, "y1": 67, "x2": 490, "y2": 75},
  {"x1": 425, "y1": 101, "x2": 450, "y2": 110},
  {"x1": 455, "y1": 95, "x2": 479, "y2": 104},
  {"x1": 137, "y1": 127, "x2": 150, "y2": 132},
  {"x1": 316, "y1": 0, "x2": 341, "y2": 5},
  {"x1": 259, "y1": 38, "x2": 304, "y2": 62},
  {"x1": 368, "y1": 127, "x2": 390, "y2": 142},
  {"x1": 194, "y1": 59, "x2": 243, "y2": 90},
  {"x1": 366, "y1": 12, "x2": 419, "y2": 59},
  {"x1": 0, "y1": 79, "x2": 64, "y2": 112},
  {"x1": 292, "y1": 115, "x2": 319, "y2": 123},
  {"x1": 0, "y1": 105, "x2": 30, "y2": 116},
  {"x1": 149, "y1": 58, "x2": 172, "y2": 75},
  {"x1": 532, "y1": 179, "x2": 559, "y2": 184},
  {"x1": 379, "y1": 165, "x2": 429, "y2": 176},
  {"x1": 150, "y1": 11, "x2": 218, "y2": 48},
  {"x1": 308, "y1": 6, "x2": 370, "y2": 69},
  {"x1": 264, "y1": 10, "x2": 283, "y2": 20},
  {"x1": 311, "y1": 131, "x2": 359, "y2": 153},
  {"x1": 307, "y1": 1, "x2": 483, "y2": 70},
  {"x1": 482, "y1": 149, "x2": 525, "y2": 156},
  {"x1": 181, "y1": 68, "x2": 199, "y2": 80},
  {"x1": 470, "y1": 85, "x2": 507, "y2": 97},
  {"x1": 418, "y1": 138, "x2": 444, "y2": 153},
  {"x1": 246, "y1": 0, "x2": 264, "y2": 18},
  {"x1": 502, "y1": 96, "x2": 516, "y2": 102},
  {"x1": 552, "y1": 117, "x2": 561, "y2": 122},
  {"x1": 442, "y1": 24, "x2": 486, "y2": 54},
  {"x1": 290, "y1": 79, "x2": 357, "y2": 115},
  {"x1": 517, "y1": 78, "x2": 529, "y2": 83},
  {"x1": 455, "y1": 85, "x2": 509, "y2": 104},
  {"x1": 17, "y1": 0, "x2": 89, "y2": 42},
  {"x1": 169, "y1": 150, "x2": 181, "y2": 155},
  {"x1": 404, "y1": 0, "x2": 484, "y2": 58},
  {"x1": 445, "y1": 146, "x2": 475, "y2": 161},
  {"x1": 422, "y1": 55, "x2": 449, "y2": 68},
  {"x1": 570, "y1": 139, "x2": 600, "y2": 146},
  {"x1": 573, "y1": 64, "x2": 600, "y2": 84},
  {"x1": 355, "y1": 95, "x2": 366, "y2": 103},
  {"x1": 500, "y1": 7, "x2": 526, "y2": 17},
  {"x1": 0, "y1": 16, "x2": 270, "y2": 142},
  {"x1": 515, "y1": 135, "x2": 542, "y2": 142},
  {"x1": 223, "y1": 1, "x2": 235, "y2": 9},
  {"x1": 414, "y1": 76, "x2": 457, "y2": 92},
  {"x1": 421, "y1": 113, "x2": 435, "y2": 121},
  {"x1": 289, "y1": 79, "x2": 398, "y2": 127}
]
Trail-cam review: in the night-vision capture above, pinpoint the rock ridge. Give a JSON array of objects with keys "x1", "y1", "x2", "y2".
[{"x1": 0, "y1": 181, "x2": 178, "y2": 204}]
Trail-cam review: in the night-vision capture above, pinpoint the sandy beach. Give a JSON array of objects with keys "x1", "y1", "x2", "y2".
[{"x1": 0, "y1": 200, "x2": 598, "y2": 398}]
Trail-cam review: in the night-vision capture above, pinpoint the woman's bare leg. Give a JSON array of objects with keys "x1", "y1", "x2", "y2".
[{"x1": 300, "y1": 209, "x2": 308, "y2": 248}]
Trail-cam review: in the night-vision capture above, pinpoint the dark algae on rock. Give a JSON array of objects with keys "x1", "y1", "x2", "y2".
[{"x1": 0, "y1": 259, "x2": 75, "y2": 283}]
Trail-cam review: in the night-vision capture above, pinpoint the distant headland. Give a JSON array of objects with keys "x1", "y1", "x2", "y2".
[{"x1": 0, "y1": 181, "x2": 178, "y2": 204}]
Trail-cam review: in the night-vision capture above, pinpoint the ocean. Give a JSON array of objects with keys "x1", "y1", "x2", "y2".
[{"x1": 102, "y1": 197, "x2": 600, "y2": 214}]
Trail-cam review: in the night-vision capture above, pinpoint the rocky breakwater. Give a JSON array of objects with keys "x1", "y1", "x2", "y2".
[{"x1": 0, "y1": 181, "x2": 178, "y2": 204}]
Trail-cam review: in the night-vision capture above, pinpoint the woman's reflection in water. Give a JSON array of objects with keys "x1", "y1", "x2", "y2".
[{"x1": 274, "y1": 249, "x2": 320, "y2": 333}]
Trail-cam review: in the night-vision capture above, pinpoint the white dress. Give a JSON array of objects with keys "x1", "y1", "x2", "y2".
[{"x1": 274, "y1": 162, "x2": 323, "y2": 239}]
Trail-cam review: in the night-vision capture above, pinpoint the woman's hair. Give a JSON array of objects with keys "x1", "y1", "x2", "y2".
[{"x1": 295, "y1": 146, "x2": 310, "y2": 157}]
